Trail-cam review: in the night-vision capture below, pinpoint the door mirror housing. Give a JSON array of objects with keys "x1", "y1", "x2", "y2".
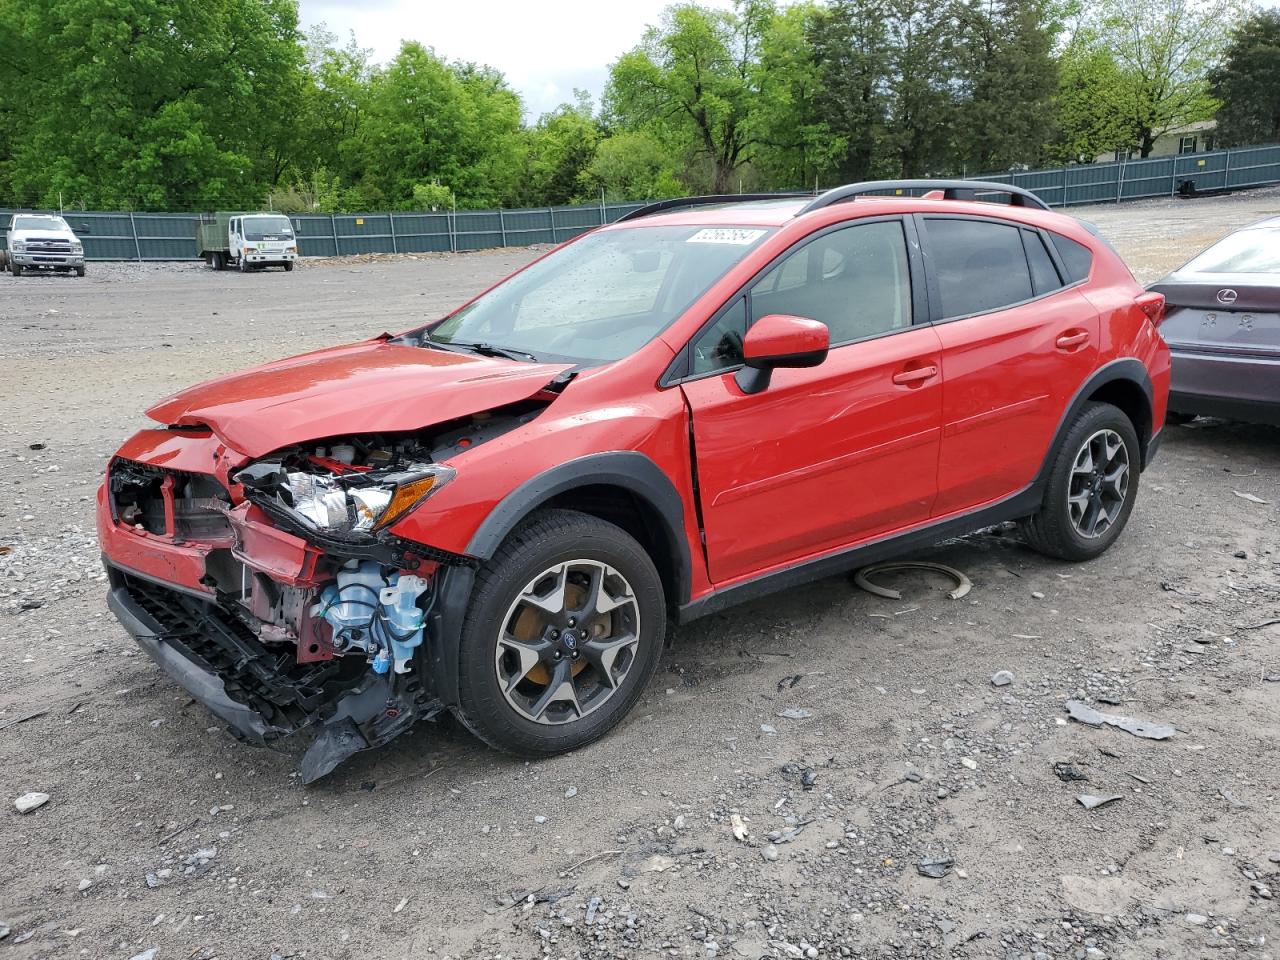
[{"x1": 734, "y1": 313, "x2": 829, "y2": 394}]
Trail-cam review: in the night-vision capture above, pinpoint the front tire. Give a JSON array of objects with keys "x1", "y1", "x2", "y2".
[
  {"x1": 238, "y1": 257, "x2": 250, "y2": 273},
  {"x1": 283, "y1": 260, "x2": 294, "y2": 272},
  {"x1": 10, "y1": 262, "x2": 21, "y2": 277},
  {"x1": 453, "y1": 509, "x2": 666, "y2": 756},
  {"x1": 75, "y1": 265, "x2": 86, "y2": 277},
  {"x1": 1020, "y1": 401, "x2": 1140, "y2": 561}
]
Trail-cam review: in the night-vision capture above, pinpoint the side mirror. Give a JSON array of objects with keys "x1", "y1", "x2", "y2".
[{"x1": 734, "y1": 314, "x2": 829, "y2": 394}]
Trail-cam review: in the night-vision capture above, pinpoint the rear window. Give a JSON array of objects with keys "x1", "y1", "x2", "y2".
[
  {"x1": 1049, "y1": 233, "x2": 1093, "y2": 283},
  {"x1": 926, "y1": 218, "x2": 1034, "y2": 318},
  {"x1": 1181, "y1": 227, "x2": 1280, "y2": 274}
]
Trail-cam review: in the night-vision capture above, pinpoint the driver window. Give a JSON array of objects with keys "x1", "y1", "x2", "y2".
[
  {"x1": 749, "y1": 220, "x2": 913, "y2": 344},
  {"x1": 690, "y1": 298, "x2": 748, "y2": 376}
]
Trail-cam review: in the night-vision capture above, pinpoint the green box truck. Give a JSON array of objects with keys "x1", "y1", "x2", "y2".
[{"x1": 196, "y1": 211, "x2": 298, "y2": 272}]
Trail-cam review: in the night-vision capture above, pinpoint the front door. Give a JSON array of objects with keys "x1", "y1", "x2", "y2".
[{"x1": 679, "y1": 218, "x2": 944, "y2": 585}]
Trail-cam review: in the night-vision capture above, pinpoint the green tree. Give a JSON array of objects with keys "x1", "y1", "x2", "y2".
[
  {"x1": 951, "y1": 0, "x2": 1060, "y2": 172},
  {"x1": 578, "y1": 131, "x2": 684, "y2": 201},
  {"x1": 352, "y1": 43, "x2": 524, "y2": 208},
  {"x1": 809, "y1": 0, "x2": 890, "y2": 182},
  {"x1": 605, "y1": 1, "x2": 824, "y2": 193},
  {"x1": 748, "y1": 2, "x2": 838, "y2": 189},
  {"x1": 1078, "y1": 0, "x2": 1241, "y2": 158},
  {"x1": 1211, "y1": 10, "x2": 1280, "y2": 146},
  {"x1": 518, "y1": 93, "x2": 602, "y2": 205},
  {"x1": 1051, "y1": 42, "x2": 1135, "y2": 162},
  {"x1": 0, "y1": 0, "x2": 303, "y2": 209},
  {"x1": 879, "y1": 0, "x2": 957, "y2": 176}
]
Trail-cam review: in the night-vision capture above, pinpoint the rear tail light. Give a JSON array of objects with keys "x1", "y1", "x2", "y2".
[{"x1": 1135, "y1": 291, "x2": 1166, "y2": 326}]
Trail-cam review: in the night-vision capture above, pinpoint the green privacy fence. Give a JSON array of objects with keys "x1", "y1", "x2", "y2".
[
  {"x1": 4, "y1": 143, "x2": 1279, "y2": 261},
  {"x1": 0, "y1": 201, "x2": 651, "y2": 261},
  {"x1": 974, "y1": 142, "x2": 1280, "y2": 207}
]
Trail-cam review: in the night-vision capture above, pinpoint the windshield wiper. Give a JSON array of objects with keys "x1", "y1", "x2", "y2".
[
  {"x1": 415, "y1": 332, "x2": 539, "y2": 362},
  {"x1": 450, "y1": 341, "x2": 540, "y2": 363}
]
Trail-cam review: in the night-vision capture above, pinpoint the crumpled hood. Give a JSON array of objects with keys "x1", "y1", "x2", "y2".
[{"x1": 146, "y1": 339, "x2": 572, "y2": 458}]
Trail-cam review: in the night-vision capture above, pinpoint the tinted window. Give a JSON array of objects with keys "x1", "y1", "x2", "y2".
[
  {"x1": 927, "y1": 219, "x2": 1033, "y2": 318},
  {"x1": 690, "y1": 298, "x2": 748, "y2": 375},
  {"x1": 750, "y1": 220, "x2": 912, "y2": 343},
  {"x1": 1049, "y1": 232, "x2": 1093, "y2": 283},
  {"x1": 1023, "y1": 230, "x2": 1062, "y2": 295}
]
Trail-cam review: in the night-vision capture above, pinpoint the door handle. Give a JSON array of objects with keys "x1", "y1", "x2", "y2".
[
  {"x1": 1055, "y1": 329, "x2": 1090, "y2": 350},
  {"x1": 892, "y1": 364, "x2": 939, "y2": 386}
]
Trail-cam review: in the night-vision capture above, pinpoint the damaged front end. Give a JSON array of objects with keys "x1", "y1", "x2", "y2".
[{"x1": 100, "y1": 405, "x2": 541, "y2": 781}]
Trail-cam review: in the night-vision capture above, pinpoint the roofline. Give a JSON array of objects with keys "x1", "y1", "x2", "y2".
[
  {"x1": 797, "y1": 179, "x2": 1051, "y2": 214},
  {"x1": 614, "y1": 179, "x2": 1054, "y2": 226},
  {"x1": 615, "y1": 193, "x2": 811, "y2": 223}
]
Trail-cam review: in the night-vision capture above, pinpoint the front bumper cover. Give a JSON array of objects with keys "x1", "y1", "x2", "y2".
[
  {"x1": 104, "y1": 562, "x2": 431, "y2": 782},
  {"x1": 108, "y1": 577, "x2": 290, "y2": 743}
]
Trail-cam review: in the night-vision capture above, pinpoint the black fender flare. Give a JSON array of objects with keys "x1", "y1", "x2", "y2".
[
  {"x1": 426, "y1": 451, "x2": 694, "y2": 706},
  {"x1": 1034, "y1": 358, "x2": 1155, "y2": 491}
]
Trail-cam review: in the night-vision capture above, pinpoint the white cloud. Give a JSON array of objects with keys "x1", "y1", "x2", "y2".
[{"x1": 298, "y1": 0, "x2": 734, "y2": 118}]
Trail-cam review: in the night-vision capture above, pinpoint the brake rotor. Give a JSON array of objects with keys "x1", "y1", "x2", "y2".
[{"x1": 513, "y1": 581, "x2": 605, "y2": 686}]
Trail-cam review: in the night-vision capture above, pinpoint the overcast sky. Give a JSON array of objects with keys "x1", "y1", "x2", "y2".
[
  {"x1": 298, "y1": 0, "x2": 733, "y2": 119},
  {"x1": 300, "y1": 0, "x2": 1280, "y2": 120}
]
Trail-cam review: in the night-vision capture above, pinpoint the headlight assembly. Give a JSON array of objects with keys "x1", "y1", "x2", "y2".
[{"x1": 276, "y1": 465, "x2": 455, "y2": 538}]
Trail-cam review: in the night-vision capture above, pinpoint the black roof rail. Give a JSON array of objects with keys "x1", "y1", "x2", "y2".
[
  {"x1": 795, "y1": 179, "x2": 1052, "y2": 215},
  {"x1": 615, "y1": 192, "x2": 810, "y2": 223}
]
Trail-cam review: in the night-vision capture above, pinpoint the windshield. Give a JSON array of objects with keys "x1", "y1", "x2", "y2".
[
  {"x1": 1183, "y1": 227, "x2": 1280, "y2": 275},
  {"x1": 244, "y1": 216, "x2": 294, "y2": 241},
  {"x1": 12, "y1": 216, "x2": 69, "y2": 232},
  {"x1": 426, "y1": 224, "x2": 775, "y2": 363}
]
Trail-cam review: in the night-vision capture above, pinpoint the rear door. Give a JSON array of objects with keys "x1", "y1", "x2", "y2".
[
  {"x1": 678, "y1": 217, "x2": 944, "y2": 585},
  {"x1": 922, "y1": 217, "x2": 1100, "y2": 516}
]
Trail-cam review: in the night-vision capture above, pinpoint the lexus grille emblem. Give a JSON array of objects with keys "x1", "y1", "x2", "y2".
[{"x1": 1216, "y1": 288, "x2": 1238, "y2": 305}]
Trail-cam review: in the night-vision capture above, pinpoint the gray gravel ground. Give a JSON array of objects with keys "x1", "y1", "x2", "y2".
[{"x1": 1, "y1": 190, "x2": 1278, "y2": 960}]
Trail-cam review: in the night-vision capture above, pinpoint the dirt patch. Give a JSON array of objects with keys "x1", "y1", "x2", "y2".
[{"x1": 1, "y1": 192, "x2": 1277, "y2": 959}]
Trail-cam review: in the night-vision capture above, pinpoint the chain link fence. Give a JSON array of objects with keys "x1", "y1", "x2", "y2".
[{"x1": 4, "y1": 143, "x2": 1279, "y2": 262}]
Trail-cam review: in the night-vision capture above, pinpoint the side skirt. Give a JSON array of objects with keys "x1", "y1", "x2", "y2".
[{"x1": 675, "y1": 483, "x2": 1043, "y2": 624}]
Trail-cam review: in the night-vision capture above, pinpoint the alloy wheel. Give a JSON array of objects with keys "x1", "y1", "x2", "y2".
[
  {"x1": 1067, "y1": 428, "x2": 1130, "y2": 539},
  {"x1": 494, "y1": 559, "x2": 641, "y2": 725}
]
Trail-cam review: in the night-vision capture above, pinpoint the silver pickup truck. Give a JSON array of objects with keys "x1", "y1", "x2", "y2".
[{"x1": 3, "y1": 213, "x2": 87, "y2": 277}]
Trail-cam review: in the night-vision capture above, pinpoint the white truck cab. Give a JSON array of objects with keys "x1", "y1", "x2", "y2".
[
  {"x1": 4, "y1": 213, "x2": 87, "y2": 277},
  {"x1": 228, "y1": 214, "x2": 297, "y2": 272}
]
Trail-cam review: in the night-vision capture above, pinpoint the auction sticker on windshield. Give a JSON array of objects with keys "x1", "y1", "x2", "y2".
[{"x1": 686, "y1": 228, "x2": 768, "y2": 245}]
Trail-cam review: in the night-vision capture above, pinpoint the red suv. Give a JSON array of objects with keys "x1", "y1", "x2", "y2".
[{"x1": 98, "y1": 180, "x2": 1170, "y2": 780}]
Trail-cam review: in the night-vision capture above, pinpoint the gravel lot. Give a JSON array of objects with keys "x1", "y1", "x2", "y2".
[{"x1": 1, "y1": 190, "x2": 1278, "y2": 960}]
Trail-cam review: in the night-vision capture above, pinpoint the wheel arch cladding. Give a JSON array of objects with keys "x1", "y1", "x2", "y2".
[
  {"x1": 1040, "y1": 359, "x2": 1155, "y2": 480},
  {"x1": 465, "y1": 451, "x2": 693, "y2": 611}
]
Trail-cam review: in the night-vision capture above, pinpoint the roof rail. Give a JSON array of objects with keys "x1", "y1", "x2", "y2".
[
  {"x1": 615, "y1": 192, "x2": 810, "y2": 223},
  {"x1": 795, "y1": 179, "x2": 1051, "y2": 215}
]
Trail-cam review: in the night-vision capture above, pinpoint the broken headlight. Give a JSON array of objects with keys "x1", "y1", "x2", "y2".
[{"x1": 249, "y1": 465, "x2": 455, "y2": 539}]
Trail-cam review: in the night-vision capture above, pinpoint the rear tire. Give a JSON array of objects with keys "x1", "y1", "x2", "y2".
[
  {"x1": 1020, "y1": 401, "x2": 1140, "y2": 562},
  {"x1": 452, "y1": 509, "x2": 666, "y2": 756}
]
